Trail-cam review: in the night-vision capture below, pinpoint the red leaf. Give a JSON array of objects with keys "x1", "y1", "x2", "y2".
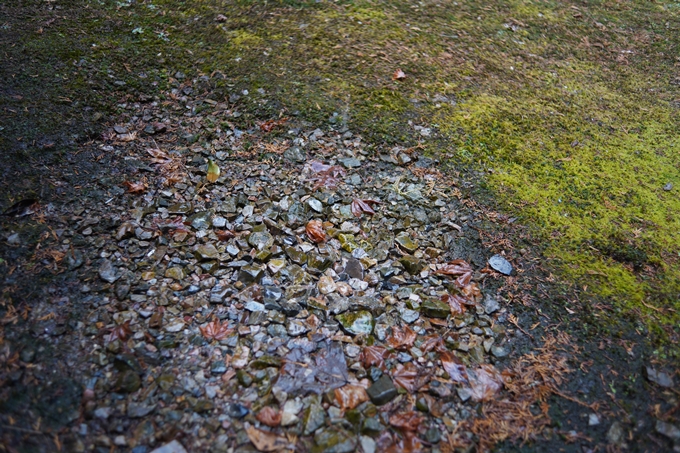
[
  {"x1": 442, "y1": 293, "x2": 467, "y2": 316},
  {"x1": 351, "y1": 198, "x2": 380, "y2": 218},
  {"x1": 305, "y1": 220, "x2": 326, "y2": 243},
  {"x1": 420, "y1": 335, "x2": 447, "y2": 354},
  {"x1": 391, "y1": 362, "x2": 429, "y2": 393},
  {"x1": 199, "y1": 320, "x2": 234, "y2": 341},
  {"x1": 468, "y1": 364, "x2": 503, "y2": 401},
  {"x1": 393, "y1": 68, "x2": 406, "y2": 80},
  {"x1": 123, "y1": 180, "x2": 147, "y2": 194},
  {"x1": 360, "y1": 345, "x2": 389, "y2": 369},
  {"x1": 256, "y1": 407, "x2": 282, "y2": 427},
  {"x1": 389, "y1": 411, "x2": 424, "y2": 432},
  {"x1": 107, "y1": 321, "x2": 132, "y2": 344},
  {"x1": 440, "y1": 351, "x2": 468, "y2": 383},
  {"x1": 334, "y1": 384, "x2": 369, "y2": 411},
  {"x1": 386, "y1": 325, "x2": 416, "y2": 350},
  {"x1": 260, "y1": 117, "x2": 288, "y2": 132}
]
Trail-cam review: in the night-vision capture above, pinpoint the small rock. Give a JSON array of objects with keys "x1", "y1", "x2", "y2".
[
  {"x1": 164, "y1": 267, "x2": 186, "y2": 280},
  {"x1": 303, "y1": 402, "x2": 326, "y2": 435},
  {"x1": 359, "y1": 436, "x2": 376, "y2": 453},
  {"x1": 284, "y1": 146, "x2": 305, "y2": 163},
  {"x1": 366, "y1": 375, "x2": 397, "y2": 405},
  {"x1": 395, "y1": 232, "x2": 419, "y2": 252},
  {"x1": 226, "y1": 402, "x2": 249, "y2": 419},
  {"x1": 421, "y1": 298, "x2": 450, "y2": 318},
  {"x1": 194, "y1": 244, "x2": 219, "y2": 261},
  {"x1": 164, "y1": 319, "x2": 185, "y2": 333},
  {"x1": 588, "y1": 413, "x2": 600, "y2": 426},
  {"x1": 644, "y1": 366, "x2": 675, "y2": 388},
  {"x1": 656, "y1": 420, "x2": 680, "y2": 442},
  {"x1": 281, "y1": 399, "x2": 303, "y2": 426},
  {"x1": 150, "y1": 440, "x2": 188, "y2": 453},
  {"x1": 606, "y1": 421, "x2": 626, "y2": 446},
  {"x1": 664, "y1": 182, "x2": 673, "y2": 191},
  {"x1": 99, "y1": 259, "x2": 120, "y2": 283},
  {"x1": 127, "y1": 403, "x2": 156, "y2": 418},
  {"x1": 336, "y1": 311, "x2": 374, "y2": 335},
  {"x1": 483, "y1": 295, "x2": 500, "y2": 314},
  {"x1": 488, "y1": 254, "x2": 513, "y2": 275}
]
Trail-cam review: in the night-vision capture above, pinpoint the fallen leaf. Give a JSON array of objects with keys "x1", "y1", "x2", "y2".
[
  {"x1": 360, "y1": 345, "x2": 389, "y2": 369},
  {"x1": 335, "y1": 384, "x2": 369, "y2": 411},
  {"x1": 259, "y1": 117, "x2": 288, "y2": 132},
  {"x1": 420, "y1": 335, "x2": 447, "y2": 354},
  {"x1": 245, "y1": 425, "x2": 289, "y2": 452},
  {"x1": 391, "y1": 362, "x2": 429, "y2": 393},
  {"x1": 305, "y1": 220, "x2": 326, "y2": 243},
  {"x1": 256, "y1": 407, "x2": 282, "y2": 427},
  {"x1": 123, "y1": 181, "x2": 147, "y2": 194},
  {"x1": 440, "y1": 351, "x2": 468, "y2": 383},
  {"x1": 199, "y1": 320, "x2": 233, "y2": 341},
  {"x1": 351, "y1": 198, "x2": 381, "y2": 218},
  {"x1": 460, "y1": 281, "x2": 482, "y2": 303},
  {"x1": 206, "y1": 158, "x2": 220, "y2": 183},
  {"x1": 442, "y1": 293, "x2": 467, "y2": 315},
  {"x1": 308, "y1": 160, "x2": 346, "y2": 190},
  {"x1": 389, "y1": 411, "x2": 424, "y2": 432},
  {"x1": 107, "y1": 321, "x2": 132, "y2": 344},
  {"x1": 467, "y1": 364, "x2": 503, "y2": 401},
  {"x1": 393, "y1": 68, "x2": 406, "y2": 80},
  {"x1": 387, "y1": 325, "x2": 416, "y2": 350}
]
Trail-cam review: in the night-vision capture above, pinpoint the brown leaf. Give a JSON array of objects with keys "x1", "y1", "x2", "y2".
[
  {"x1": 200, "y1": 320, "x2": 234, "y2": 341},
  {"x1": 107, "y1": 321, "x2": 132, "y2": 344},
  {"x1": 393, "y1": 68, "x2": 407, "y2": 80},
  {"x1": 216, "y1": 229, "x2": 236, "y2": 241},
  {"x1": 334, "y1": 384, "x2": 369, "y2": 411},
  {"x1": 460, "y1": 281, "x2": 482, "y2": 303},
  {"x1": 351, "y1": 198, "x2": 380, "y2": 218},
  {"x1": 245, "y1": 425, "x2": 289, "y2": 452},
  {"x1": 468, "y1": 364, "x2": 503, "y2": 401},
  {"x1": 305, "y1": 220, "x2": 326, "y2": 243},
  {"x1": 391, "y1": 362, "x2": 429, "y2": 393},
  {"x1": 440, "y1": 351, "x2": 468, "y2": 383},
  {"x1": 389, "y1": 411, "x2": 425, "y2": 432},
  {"x1": 308, "y1": 160, "x2": 346, "y2": 191},
  {"x1": 442, "y1": 293, "x2": 467, "y2": 316},
  {"x1": 420, "y1": 335, "x2": 447, "y2": 354},
  {"x1": 259, "y1": 117, "x2": 288, "y2": 132},
  {"x1": 123, "y1": 180, "x2": 147, "y2": 194},
  {"x1": 360, "y1": 345, "x2": 389, "y2": 369},
  {"x1": 386, "y1": 325, "x2": 416, "y2": 350},
  {"x1": 148, "y1": 311, "x2": 163, "y2": 329},
  {"x1": 256, "y1": 407, "x2": 282, "y2": 427}
]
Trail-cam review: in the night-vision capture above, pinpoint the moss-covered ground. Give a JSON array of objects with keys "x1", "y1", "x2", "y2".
[{"x1": 7, "y1": 0, "x2": 676, "y2": 354}]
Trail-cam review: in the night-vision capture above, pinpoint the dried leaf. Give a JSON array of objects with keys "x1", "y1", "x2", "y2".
[
  {"x1": 442, "y1": 293, "x2": 467, "y2": 315},
  {"x1": 335, "y1": 384, "x2": 369, "y2": 411},
  {"x1": 207, "y1": 158, "x2": 220, "y2": 183},
  {"x1": 393, "y1": 68, "x2": 406, "y2": 80},
  {"x1": 460, "y1": 281, "x2": 482, "y2": 303},
  {"x1": 216, "y1": 230, "x2": 236, "y2": 241},
  {"x1": 391, "y1": 362, "x2": 429, "y2": 393},
  {"x1": 199, "y1": 320, "x2": 234, "y2": 341},
  {"x1": 386, "y1": 325, "x2": 416, "y2": 350},
  {"x1": 468, "y1": 364, "x2": 503, "y2": 401},
  {"x1": 420, "y1": 335, "x2": 447, "y2": 354},
  {"x1": 441, "y1": 351, "x2": 468, "y2": 383},
  {"x1": 256, "y1": 407, "x2": 282, "y2": 427},
  {"x1": 305, "y1": 220, "x2": 326, "y2": 243},
  {"x1": 308, "y1": 160, "x2": 346, "y2": 190},
  {"x1": 259, "y1": 117, "x2": 288, "y2": 132},
  {"x1": 245, "y1": 425, "x2": 289, "y2": 452},
  {"x1": 107, "y1": 321, "x2": 132, "y2": 344},
  {"x1": 123, "y1": 181, "x2": 147, "y2": 194},
  {"x1": 351, "y1": 198, "x2": 380, "y2": 218},
  {"x1": 360, "y1": 345, "x2": 389, "y2": 369},
  {"x1": 389, "y1": 411, "x2": 424, "y2": 432}
]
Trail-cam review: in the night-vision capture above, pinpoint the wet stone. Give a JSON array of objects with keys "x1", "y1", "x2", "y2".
[
  {"x1": 307, "y1": 198, "x2": 323, "y2": 213},
  {"x1": 399, "y1": 255, "x2": 424, "y2": 275},
  {"x1": 165, "y1": 267, "x2": 186, "y2": 280},
  {"x1": 194, "y1": 244, "x2": 219, "y2": 261},
  {"x1": 313, "y1": 428, "x2": 357, "y2": 453},
  {"x1": 227, "y1": 403, "x2": 249, "y2": 419},
  {"x1": 188, "y1": 211, "x2": 212, "y2": 230},
  {"x1": 338, "y1": 157, "x2": 361, "y2": 168},
  {"x1": 99, "y1": 259, "x2": 120, "y2": 283},
  {"x1": 239, "y1": 265, "x2": 264, "y2": 283},
  {"x1": 303, "y1": 401, "x2": 326, "y2": 435},
  {"x1": 395, "y1": 232, "x2": 419, "y2": 252},
  {"x1": 366, "y1": 375, "x2": 397, "y2": 405},
  {"x1": 287, "y1": 319, "x2": 309, "y2": 336},
  {"x1": 284, "y1": 146, "x2": 305, "y2": 163},
  {"x1": 483, "y1": 295, "x2": 501, "y2": 314},
  {"x1": 211, "y1": 361, "x2": 228, "y2": 374},
  {"x1": 248, "y1": 231, "x2": 274, "y2": 250},
  {"x1": 344, "y1": 258, "x2": 364, "y2": 280},
  {"x1": 168, "y1": 202, "x2": 192, "y2": 215},
  {"x1": 336, "y1": 311, "x2": 374, "y2": 335},
  {"x1": 127, "y1": 403, "x2": 156, "y2": 418},
  {"x1": 421, "y1": 297, "x2": 450, "y2": 318},
  {"x1": 116, "y1": 370, "x2": 141, "y2": 393}
]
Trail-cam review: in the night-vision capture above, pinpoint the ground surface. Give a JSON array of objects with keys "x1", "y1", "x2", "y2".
[{"x1": 0, "y1": 1, "x2": 679, "y2": 452}]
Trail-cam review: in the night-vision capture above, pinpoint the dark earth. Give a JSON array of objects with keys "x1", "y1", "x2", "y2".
[{"x1": 1, "y1": 1, "x2": 678, "y2": 452}]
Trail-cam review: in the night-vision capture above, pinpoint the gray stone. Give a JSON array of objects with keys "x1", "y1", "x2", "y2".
[
  {"x1": 307, "y1": 198, "x2": 323, "y2": 213},
  {"x1": 483, "y1": 295, "x2": 501, "y2": 314},
  {"x1": 336, "y1": 311, "x2": 373, "y2": 335},
  {"x1": 366, "y1": 375, "x2": 397, "y2": 405},
  {"x1": 127, "y1": 402, "x2": 156, "y2": 418},
  {"x1": 606, "y1": 421, "x2": 626, "y2": 446},
  {"x1": 99, "y1": 259, "x2": 120, "y2": 283},
  {"x1": 656, "y1": 420, "x2": 680, "y2": 442},
  {"x1": 489, "y1": 254, "x2": 513, "y2": 275},
  {"x1": 395, "y1": 232, "x2": 419, "y2": 252},
  {"x1": 338, "y1": 157, "x2": 361, "y2": 168},
  {"x1": 284, "y1": 146, "x2": 305, "y2": 163},
  {"x1": 194, "y1": 244, "x2": 219, "y2": 261},
  {"x1": 248, "y1": 231, "x2": 274, "y2": 250},
  {"x1": 188, "y1": 211, "x2": 212, "y2": 230},
  {"x1": 644, "y1": 366, "x2": 675, "y2": 388},
  {"x1": 150, "y1": 440, "x2": 188, "y2": 453}
]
